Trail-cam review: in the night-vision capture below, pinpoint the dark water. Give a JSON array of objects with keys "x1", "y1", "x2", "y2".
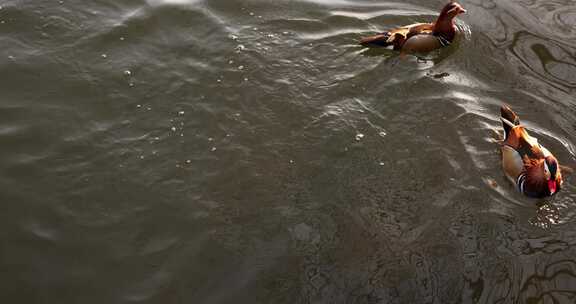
[{"x1": 2, "y1": 0, "x2": 576, "y2": 303}]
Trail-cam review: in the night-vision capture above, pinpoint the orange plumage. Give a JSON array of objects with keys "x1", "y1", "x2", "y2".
[
  {"x1": 500, "y1": 105, "x2": 563, "y2": 198},
  {"x1": 359, "y1": 2, "x2": 466, "y2": 52}
]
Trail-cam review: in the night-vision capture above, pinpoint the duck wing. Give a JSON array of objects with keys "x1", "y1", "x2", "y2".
[
  {"x1": 360, "y1": 23, "x2": 434, "y2": 49},
  {"x1": 500, "y1": 105, "x2": 520, "y2": 140},
  {"x1": 506, "y1": 126, "x2": 545, "y2": 160},
  {"x1": 504, "y1": 128, "x2": 549, "y2": 197},
  {"x1": 500, "y1": 106, "x2": 545, "y2": 160}
]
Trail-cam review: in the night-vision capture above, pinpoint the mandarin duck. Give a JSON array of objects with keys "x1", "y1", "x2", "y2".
[
  {"x1": 500, "y1": 105, "x2": 563, "y2": 198},
  {"x1": 359, "y1": 2, "x2": 466, "y2": 53}
]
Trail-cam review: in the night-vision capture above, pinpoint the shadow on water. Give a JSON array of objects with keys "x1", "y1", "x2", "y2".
[{"x1": 1, "y1": 0, "x2": 576, "y2": 303}]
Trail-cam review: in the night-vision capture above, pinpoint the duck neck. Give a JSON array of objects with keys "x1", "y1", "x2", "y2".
[{"x1": 433, "y1": 15, "x2": 456, "y2": 41}]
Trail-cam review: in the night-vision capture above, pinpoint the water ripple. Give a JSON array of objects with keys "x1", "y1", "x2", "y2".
[{"x1": 3, "y1": 0, "x2": 576, "y2": 303}]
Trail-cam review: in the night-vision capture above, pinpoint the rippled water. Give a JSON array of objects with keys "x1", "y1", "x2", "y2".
[{"x1": 2, "y1": 0, "x2": 576, "y2": 303}]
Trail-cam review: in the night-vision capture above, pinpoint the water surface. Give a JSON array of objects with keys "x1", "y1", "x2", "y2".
[{"x1": 2, "y1": 0, "x2": 576, "y2": 303}]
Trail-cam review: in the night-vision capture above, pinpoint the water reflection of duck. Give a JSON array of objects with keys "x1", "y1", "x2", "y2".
[
  {"x1": 359, "y1": 2, "x2": 466, "y2": 53},
  {"x1": 500, "y1": 105, "x2": 563, "y2": 198}
]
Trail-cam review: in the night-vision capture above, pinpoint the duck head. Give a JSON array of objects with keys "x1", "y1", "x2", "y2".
[
  {"x1": 524, "y1": 156, "x2": 563, "y2": 197},
  {"x1": 433, "y1": 2, "x2": 466, "y2": 40},
  {"x1": 544, "y1": 155, "x2": 562, "y2": 195},
  {"x1": 441, "y1": 2, "x2": 467, "y2": 17}
]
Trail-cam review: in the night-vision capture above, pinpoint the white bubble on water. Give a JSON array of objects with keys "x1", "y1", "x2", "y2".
[
  {"x1": 178, "y1": 111, "x2": 185, "y2": 115},
  {"x1": 355, "y1": 133, "x2": 364, "y2": 141},
  {"x1": 101, "y1": 53, "x2": 107, "y2": 58},
  {"x1": 123, "y1": 70, "x2": 132, "y2": 76},
  {"x1": 238, "y1": 65, "x2": 244, "y2": 70},
  {"x1": 210, "y1": 147, "x2": 217, "y2": 152}
]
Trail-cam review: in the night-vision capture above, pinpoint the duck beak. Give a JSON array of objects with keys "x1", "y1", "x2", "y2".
[
  {"x1": 457, "y1": 7, "x2": 467, "y2": 14},
  {"x1": 548, "y1": 180, "x2": 557, "y2": 195}
]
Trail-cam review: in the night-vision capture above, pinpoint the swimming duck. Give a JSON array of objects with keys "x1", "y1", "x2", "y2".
[
  {"x1": 500, "y1": 105, "x2": 563, "y2": 198},
  {"x1": 359, "y1": 1, "x2": 466, "y2": 53}
]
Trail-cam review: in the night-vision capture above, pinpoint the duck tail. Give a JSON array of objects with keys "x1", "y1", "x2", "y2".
[
  {"x1": 500, "y1": 105, "x2": 520, "y2": 139},
  {"x1": 359, "y1": 32, "x2": 392, "y2": 47}
]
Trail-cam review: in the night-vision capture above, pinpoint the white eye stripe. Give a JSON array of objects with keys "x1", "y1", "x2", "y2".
[
  {"x1": 517, "y1": 174, "x2": 526, "y2": 193},
  {"x1": 544, "y1": 161, "x2": 550, "y2": 175}
]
